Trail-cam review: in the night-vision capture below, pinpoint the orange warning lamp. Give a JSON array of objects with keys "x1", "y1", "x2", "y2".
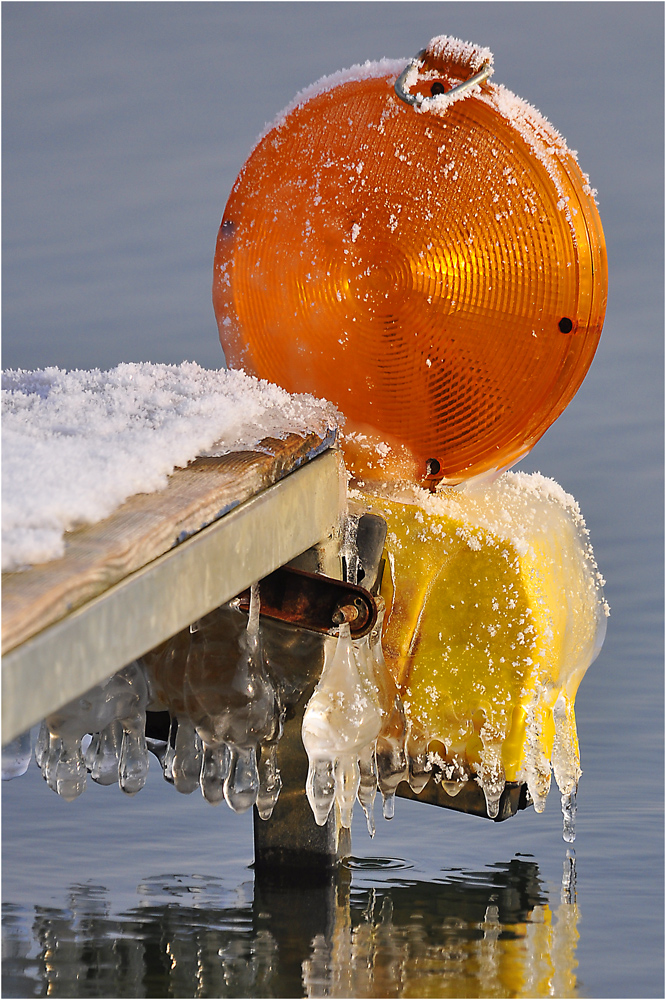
[{"x1": 213, "y1": 35, "x2": 607, "y2": 486}]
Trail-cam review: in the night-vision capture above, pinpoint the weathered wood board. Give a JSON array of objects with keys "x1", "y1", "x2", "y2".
[{"x1": 2, "y1": 430, "x2": 337, "y2": 656}]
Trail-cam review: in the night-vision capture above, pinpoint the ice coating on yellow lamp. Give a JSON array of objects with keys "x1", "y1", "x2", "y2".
[
  {"x1": 214, "y1": 35, "x2": 607, "y2": 487},
  {"x1": 352, "y1": 471, "x2": 607, "y2": 819}
]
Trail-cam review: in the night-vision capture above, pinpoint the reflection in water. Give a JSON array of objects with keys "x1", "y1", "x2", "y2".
[{"x1": 2, "y1": 857, "x2": 579, "y2": 998}]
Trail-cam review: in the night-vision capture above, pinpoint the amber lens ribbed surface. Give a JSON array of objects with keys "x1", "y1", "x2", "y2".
[{"x1": 214, "y1": 70, "x2": 607, "y2": 484}]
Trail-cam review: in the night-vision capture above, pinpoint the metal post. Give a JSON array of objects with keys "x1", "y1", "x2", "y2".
[{"x1": 253, "y1": 535, "x2": 352, "y2": 870}]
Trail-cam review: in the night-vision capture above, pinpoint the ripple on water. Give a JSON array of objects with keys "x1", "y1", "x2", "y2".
[{"x1": 344, "y1": 855, "x2": 414, "y2": 872}]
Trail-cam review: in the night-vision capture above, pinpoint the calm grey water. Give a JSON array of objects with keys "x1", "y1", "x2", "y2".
[{"x1": 2, "y1": 3, "x2": 663, "y2": 998}]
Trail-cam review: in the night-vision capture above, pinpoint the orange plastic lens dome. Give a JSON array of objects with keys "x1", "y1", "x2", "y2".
[{"x1": 213, "y1": 36, "x2": 607, "y2": 485}]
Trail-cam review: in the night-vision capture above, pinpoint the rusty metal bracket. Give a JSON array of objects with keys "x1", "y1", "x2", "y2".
[{"x1": 236, "y1": 566, "x2": 378, "y2": 640}]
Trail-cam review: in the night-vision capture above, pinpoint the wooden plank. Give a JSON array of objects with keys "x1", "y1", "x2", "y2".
[
  {"x1": 2, "y1": 448, "x2": 344, "y2": 743},
  {"x1": 2, "y1": 429, "x2": 336, "y2": 655}
]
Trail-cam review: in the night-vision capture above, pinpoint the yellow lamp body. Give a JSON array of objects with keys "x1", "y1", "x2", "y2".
[{"x1": 352, "y1": 471, "x2": 607, "y2": 809}]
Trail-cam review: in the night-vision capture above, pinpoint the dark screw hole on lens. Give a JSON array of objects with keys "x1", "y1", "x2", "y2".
[
  {"x1": 426, "y1": 458, "x2": 441, "y2": 476},
  {"x1": 430, "y1": 81, "x2": 447, "y2": 96},
  {"x1": 558, "y1": 317, "x2": 574, "y2": 333}
]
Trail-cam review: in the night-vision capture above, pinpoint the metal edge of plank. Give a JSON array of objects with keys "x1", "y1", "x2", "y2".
[{"x1": 2, "y1": 449, "x2": 344, "y2": 744}]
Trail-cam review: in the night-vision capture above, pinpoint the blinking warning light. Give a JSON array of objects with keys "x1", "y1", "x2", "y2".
[{"x1": 214, "y1": 35, "x2": 607, "y2": 487}]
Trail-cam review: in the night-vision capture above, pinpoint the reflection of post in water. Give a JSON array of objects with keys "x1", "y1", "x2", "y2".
[
  {"x1": 252, "y1": 865, "x2": 350, "y2": 998},
  {"x1": 2, "y1": 858, "x2": 580, "y2": 999}
]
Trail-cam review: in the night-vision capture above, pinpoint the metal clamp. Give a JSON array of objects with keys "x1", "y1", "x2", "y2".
[
  {"x1": 394, "y1": 50, "x2": 493, "y2": 109},
  {"x1": 235, "y1": 565, "x2": 378, "y2": 639}
]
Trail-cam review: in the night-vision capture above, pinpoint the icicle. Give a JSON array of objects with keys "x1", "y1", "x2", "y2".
[
  {"x1": 376, "y1": 740, "x2": 406, "y2": 819},
  {"x1": 247, "y1": 582, "x2": 261, "y2": 641},
  {"x1": 520, "y1": 695, "x2": 552, "y2": 813},
  {"x1": 406, "y1": 729, "x2": 431, "y2": 794},
  {"x1": 223, "y1": 584, "x2": 279, "y2": 813},
  {"x1": 2, "y1": 729, "x2": 32, "y2": 780},
  {"x1": 41, "y1": 731, "x2": 62, "y2": 789},
  {"x1": 84, "y1": 732, "x2": 100, "y2": 771},
  {"x1": 52, "y1": 735, "x2": 87, "y2": 801},
  {"x1": 200, "y1": 742, "x2": 230, "y2": 805},
  {"x1": 34, "y1": 721, "x2": 50, "y2": 770},
  {"x1": 35, "y1": 659, "x2": 152, "y2": 800},
  {"x1": 441, "y1": 778, "x2": 467, "y2": 797},
  {"x1": 172, "y1": 718, "x2": 203, "y2": 794},
  {"x1": 256, "y1": 744, "x2": 282, "y2": 820},
  {"x1": 306, "y1": 757, "x2": 336, "y2": 826},
  {"x1": 439, "y1": 751, "x2": 469, "y2": 796},
  {"x1": 368, "y1": 602, "x2": 408, "y2": 819},
  {"x1": 353, "y1": 633, "x2": 382, "y2": 835},
  {"x1": 357, "y1": 742, "x2": 378, "y2": 836},
  {"x1": 119, "y1": 713, "x2": 150, "y2": 795},
  {"x1": 178, "y1": 583, "x2": 284, "y2": 815},
  {"x1": 37, "y1": 719, "x2": 85, "y2": 800},
  {"x1": 551, "y1": 693, "x2": 582, "y2": 843},
  {"x1": 341, "y1": 513, "x2": 361, "y2": 585},
  {"x1": 162, "y1": 716, "x2": 176, "y2": 782},
  {"x1": 226, "y1": 585, "x2": 281, "y2": 749},
  {"x1": 335, "y1": 754, "x2": 361, "y2": 829},
  {"x1": 381, "y1": 789, "x2": 396, "y2": 820},
  {"x1": 88, "y1": 720, "x2": 124, "y2": 786},
  {"x1": 376, "y1": 696, "x2": 408, "y2": 819},
  {"x1": 115, "y1": 663, "x2": 151, "y2": 794},
  {"x1": 224, "y1": 744, "x2": 259, "y2": 812},
  {"x1": 302, "y1": 624, "x2": 382, "y2": 829},
  {"x1": 476, "y1": 723, "x2": 506, "y2": 819},
  {"x1": 552, "y1": 694, "x2": 581, "y2": 791}
]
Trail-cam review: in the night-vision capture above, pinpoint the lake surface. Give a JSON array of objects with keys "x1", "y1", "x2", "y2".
[{"x1": 2, "y1": 4, "x2": 663, "y2": 998}]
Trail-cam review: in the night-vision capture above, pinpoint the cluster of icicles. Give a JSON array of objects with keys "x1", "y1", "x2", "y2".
[
  {"x1": 5, "y1": 583, "x2": 580, "y2": 842},
  {"x1": 15, "y1": 587, "x2": 284, "y2": 815},
  {"x1": 519, "y1": 692, "x2": 581, "y2": 844},
  {"x1": 7, "y1": 584, "x2": 420, "y2": 833},
  {"x1": 148, "y1": 585, "x2": 284, "y2": 818},
  {"x1": 30, "y1": 660, "x2": 151, "y2": 802},
  {"x1": 303, "y1": 618, "x2": 582, "y2": 842},
  {"x1": 303, "y1": 609, "x2": 421, "y2": 835}
]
